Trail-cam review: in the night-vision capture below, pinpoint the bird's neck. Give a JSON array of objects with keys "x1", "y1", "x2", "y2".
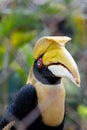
[{"x1": 27, "y1": 68, "x2": 66, "y2": 127}]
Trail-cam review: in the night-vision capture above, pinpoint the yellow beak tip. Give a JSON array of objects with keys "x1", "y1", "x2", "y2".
[{"x1": 75, "y1": 78, "x2": 80, "y2": 87}]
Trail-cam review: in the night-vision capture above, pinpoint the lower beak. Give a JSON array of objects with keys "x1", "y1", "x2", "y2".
[
  {"x1": 48, "y1": 64, "x2": 79, "y2": 87},
  {"x1": 43, "y1": 47, "x2": 80, "y2": 87}
]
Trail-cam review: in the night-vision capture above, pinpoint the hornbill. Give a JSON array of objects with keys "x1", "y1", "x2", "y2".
[{"x1": 0, "y1": 36, "x2": 80, "y2": 130}]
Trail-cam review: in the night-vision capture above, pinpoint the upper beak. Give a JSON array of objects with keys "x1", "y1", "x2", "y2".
[{"x1": 34, "y1": 36, "x2": 80, "y2": 87}]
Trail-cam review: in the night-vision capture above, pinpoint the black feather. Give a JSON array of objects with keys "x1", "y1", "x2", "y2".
[{"x1": 0, "y1": 84, "x2": 65, "y2": 130}]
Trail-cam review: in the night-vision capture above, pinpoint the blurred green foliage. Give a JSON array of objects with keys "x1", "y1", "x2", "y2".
[
  {"x1": 0, "y1": 0, "x2": 87, "y2": 129},
  {"x1": 78, "y1": 104, "x2": 87, "y2": 120},
  {"x1": 0, "y1": 13, "x2": 41, "y2": 38},
  {"x1": 40, "y1": 2, "x2": 66, "y2": 15}
]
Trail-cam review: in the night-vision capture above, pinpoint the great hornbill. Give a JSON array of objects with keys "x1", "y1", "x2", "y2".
[{"x1": 0, "y1": 36, "x2": 80, "y2": 130}]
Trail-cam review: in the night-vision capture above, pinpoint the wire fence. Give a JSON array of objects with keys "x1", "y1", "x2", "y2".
[{"x1": 0, "y1": 0, "x2": 87, "y2": 130}]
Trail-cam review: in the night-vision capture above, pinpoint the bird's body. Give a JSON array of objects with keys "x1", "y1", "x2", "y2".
[
  {"x1": 0, "y1": 36, "x2": 80, "y2": 130},
  {"x1": 0, "y1": 84, "x2": 65, "y2": 130},
  {"x1": 0, "y1": 66, "x2": 65, "y2": 130}
]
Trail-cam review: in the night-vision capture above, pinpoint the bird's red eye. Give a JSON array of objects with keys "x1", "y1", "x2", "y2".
[{"x1": 37, "y1": 58, "x2": 43, "y2": 69}]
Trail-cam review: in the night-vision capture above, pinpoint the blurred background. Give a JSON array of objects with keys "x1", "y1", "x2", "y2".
[{"x1": 0, "y1": 0, "x2": 87, "y2": 130}]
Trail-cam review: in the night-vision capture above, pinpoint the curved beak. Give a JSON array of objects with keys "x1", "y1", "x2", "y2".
[
  {"x1": 48, "y1": 64, "x2": 80, "y2": 87},
  {"x1": 43, "y1": 47, "x2": 80, "y2": 87},
  {"x1": 34, "y1": 36, "x2": 80, "y2": 87}
]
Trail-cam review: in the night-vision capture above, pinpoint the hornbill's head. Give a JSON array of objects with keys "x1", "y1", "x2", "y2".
[
  {"x1": 33, "y1": 36, "x2": 80, "y2": 86},
  {"x1": 26, "y1": 36, "x2": 80, "y2": 127}
]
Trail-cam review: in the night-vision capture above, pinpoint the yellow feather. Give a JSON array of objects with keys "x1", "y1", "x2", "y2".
[
  {"x1": 27, "y1": 69, "x2": 65, "y2": 126},
  {"x1": 2, "y1": 121, "x2": 15, "y2": 130}
]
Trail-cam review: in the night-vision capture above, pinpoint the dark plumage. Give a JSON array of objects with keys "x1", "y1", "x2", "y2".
[{"x1": 0, "y1": 84, "x2": 65, "y2": 130}]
